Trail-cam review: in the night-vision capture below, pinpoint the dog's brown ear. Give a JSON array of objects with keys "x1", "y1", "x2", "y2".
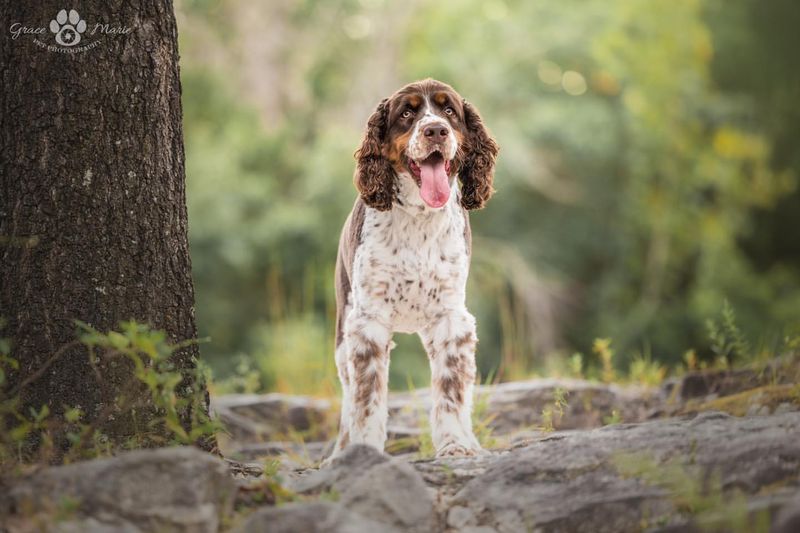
[
  {"x1": 354, "y1": 98, "x2": 394, "y2": 211},
  {"x1": 459, "y1": 100, "x2": 499, "y2": 210}
]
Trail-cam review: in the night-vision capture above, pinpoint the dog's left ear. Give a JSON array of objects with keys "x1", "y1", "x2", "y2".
[{"x1": 459, "y1": 100, "x2": 499, "y2": 210}]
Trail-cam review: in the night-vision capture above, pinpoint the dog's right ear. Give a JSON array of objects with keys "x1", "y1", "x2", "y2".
[{"x1": 354, "y1": 98, "x2": 394, "y2": 211}]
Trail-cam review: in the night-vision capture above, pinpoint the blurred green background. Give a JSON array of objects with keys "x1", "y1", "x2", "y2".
[{"x1": 175, "y1": 0, "x2": 800, "y2": 394}]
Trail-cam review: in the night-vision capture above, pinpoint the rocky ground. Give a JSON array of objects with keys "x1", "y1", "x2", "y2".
[{"x1": 2, "y1": 358, "x2": 800, "y2": 532}]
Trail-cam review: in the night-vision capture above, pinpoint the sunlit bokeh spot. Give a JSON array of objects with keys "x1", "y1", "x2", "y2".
[
  {"x1": 483, "y1": 0, "x2": 509, "y2": 21},
  {"x1": 562, "y1": 70, "x2": 587, "y2": 96},
  {"x1": 537, "y1": 60, "x2": 562, "y2": 86},
  {"x1": 343, "y1": 14, "x2": 372, "y2": 40}
]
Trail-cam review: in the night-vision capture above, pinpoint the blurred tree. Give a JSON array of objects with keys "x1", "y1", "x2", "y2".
[
  {"x1": 176, "y1": 0, "x2": 800, "y2": 390},
  {"x1": 708, "y1": 0, "x2": 800, "y2": 279}
]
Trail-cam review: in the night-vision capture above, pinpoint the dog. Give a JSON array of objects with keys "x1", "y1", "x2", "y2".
[{"x1": 328, "y1": 78, "x2": 498, "y2": 461}]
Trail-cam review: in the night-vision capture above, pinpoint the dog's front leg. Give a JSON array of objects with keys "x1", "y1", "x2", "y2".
[
  {"x1": 421, "y1": 309, "x2": 482, "y2": 457},
  {"x1": 344, "y1": 312, "x2": 392, "y2": 451}
]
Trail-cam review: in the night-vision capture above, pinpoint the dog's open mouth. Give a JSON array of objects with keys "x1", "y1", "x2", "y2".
[{"x1": 407, "y1": 151, "x2": 452, "y2": 209}]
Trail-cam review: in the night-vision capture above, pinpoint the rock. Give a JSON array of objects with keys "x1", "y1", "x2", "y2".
[
  {"x1": 286, "y1": 444, "x2": 436, "y2": 532},
  {"x1": 442, "y1": 411, "x2": 800, "y2": 533},
  {"x1": 0, "y1": 447, "x2": 235, "y2": 533},
  {"x1": 661, "y1": 357, "x2": 800, "y2": 403},
  {"x1": 210, "y1": 371, "x2": 800, "y2": 532},
  {"x1": 773, "y1": 494, "x2": 800, "y2": 533},
  {"x1": 235, "y1": 501, "x2": 396, "y2": 533},
  {"x1": 211, "y1": 393, "x2": 332, "y2": 443},
  {"x1": 340, "y1": 460, "x2": 436, "y2": 532},
  {"x1": 288, "y1": 444, "x2": 390, "y2": 494},
  {"x1": 225, "y1": 440, "x2": 329, "y2": 467},
  {"x1": 662, "y1": 368, "x2": 762, "y2": 401},
  {"x1": 212, "y1": 378, "x2": 658, "y2": 456},
  {"x1": 389, "y1": 378, "x2": 658, "y2": 436}
]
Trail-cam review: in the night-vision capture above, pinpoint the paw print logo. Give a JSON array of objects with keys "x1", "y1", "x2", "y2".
[{"x1": 49, "y1": 9, "x2": 87, "y2": 47}]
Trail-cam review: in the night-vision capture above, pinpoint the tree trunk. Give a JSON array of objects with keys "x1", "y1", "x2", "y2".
[{"x1": 0, "y1": 1, "x2": 212, "y2": 454}]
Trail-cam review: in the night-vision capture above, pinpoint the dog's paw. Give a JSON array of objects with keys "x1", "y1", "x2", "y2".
[
  {"x1": 50, "y1": 9, "x2": 87, "y2": 47},
  {"x1": 435, "y1": 442, "x2": 484, "y2": 458}
]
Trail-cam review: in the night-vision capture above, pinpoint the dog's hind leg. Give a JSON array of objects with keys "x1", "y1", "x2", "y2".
[{"x1": 328, "y1": 342, "x2": 353, "y2": 460}]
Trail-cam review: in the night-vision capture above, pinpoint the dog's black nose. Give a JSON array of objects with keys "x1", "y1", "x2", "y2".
[{"x1": 423, "y1": 124, "x2": 449, "y2": 139}]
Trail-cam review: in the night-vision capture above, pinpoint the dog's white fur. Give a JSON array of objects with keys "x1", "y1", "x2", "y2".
[{"x1": 327, "y1": 103, "x2": 483, "y2": 462}]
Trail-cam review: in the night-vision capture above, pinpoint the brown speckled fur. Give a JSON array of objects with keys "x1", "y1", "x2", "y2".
[{"x1": 325, "y1": 79, "x2": 498, "y2": 464}]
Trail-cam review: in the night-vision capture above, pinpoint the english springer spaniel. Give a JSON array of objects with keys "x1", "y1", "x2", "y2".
[{"x1": 328, "y1": 79, "x2": 498, "y2": 461}]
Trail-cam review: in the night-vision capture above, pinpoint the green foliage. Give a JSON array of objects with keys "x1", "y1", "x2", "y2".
[
  {"x1": 568, "y1": 353, "x2": 584, "y2": 378},
  {"x1": 628, "y1": 351, "x2": 667, "y2": 386},
  {"x1": 472, "y1": 386, "x2": 498, "y2": 449},
  {"x1": 0, "y1": 322, "x2": 220, "y2": 467},
  {"x1": 174, "y1": 0, "x2": 800, "y2": 391},
  {"x1": 603, "y1": 410, "x2": 621, "y2": 426},
  {"x1": 706, "y1": 301, "x2": 751, "y2": 365},
  {"x1": 211, "y1": 356, "x2": 262, "y2": 395},
  {"x1": 592, "y1": 338, "x2": 616, "y2": 384},
  {"x1": 76, "y1": 321, "x2": 221, "y2": 445}
]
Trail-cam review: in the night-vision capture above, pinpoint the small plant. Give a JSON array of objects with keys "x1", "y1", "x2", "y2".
[
  {"x1": 0, "y1": 321, "x2": 221, "y2": 467},
  {"x1": 211, "y1": 356, "x2": 262, "y2": 395},
  {"x1": 603, "y1": 409, "x2": 621, "y2": 426},
  {"x1": 568, "y1": 352, "x2": 584, "y2": 378},
  {"x1": 471, "y1": 372, "x2": 500, "y2": 449},
  {"x1": 706, "y1": 300, "x2": 751, "y2": 365},
  {"x1": 593, "y1": 338, "x2": 616, "y2": 383},
  {"x1": 684, "y1": 349, "x2": 698, "y2": 371},
  {"x1": 317, "y1": 488, "x2": 340, "y2": 502},
  {"x1": 54, "y1": 495, "x2": 81, "y2": 522},
  {"x1": 472, "y1": 390, "x2": 498, "y2": 449},
  {"x1": 628, "y1": 352, "x2": 666, "y2": 386},
  {"x1": 261, "y1": 458, "x2": 296, "y2": 504},
  {"x1": 232, "y1": 457, "x2": 296, "y2": 516},
  {"x1": 540, "y1": 405, "x2": 556, "y2": 432},
  {"x1": 76, "y1": 321, "x2": 221, "y2": 447},
  {"x1": 540, "y1": 387, "x2": 569, "y2": 432}
]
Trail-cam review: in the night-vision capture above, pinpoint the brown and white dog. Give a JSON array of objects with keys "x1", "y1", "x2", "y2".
[{"x1": 328, "y1": 79, "x2": 498, "y2": 461}]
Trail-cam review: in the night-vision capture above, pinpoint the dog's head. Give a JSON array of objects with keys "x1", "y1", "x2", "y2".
[{"x1": 354, "y1": 79, "x2": 499, "y2": 211}]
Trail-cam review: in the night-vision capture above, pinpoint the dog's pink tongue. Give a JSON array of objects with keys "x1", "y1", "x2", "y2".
[{"x1": 419, "y1": 157, "x2": 450, "y2": 208}]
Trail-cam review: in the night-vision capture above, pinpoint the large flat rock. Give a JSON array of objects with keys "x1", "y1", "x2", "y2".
[
  {"x1": 212, "y1": 393, "x2": 333, "y2": 443},
  {"x1": 436, "y1": 411, "x2": 800, "y2": 532},
  {"x1": 390, "y1": 378, "x2": 658, "y2": 434},
  {"x1": 236, "y1": 411, "x2": 800, "y2": 532},
  {"x1": 0, "y1": 447, "x2": 236, "y2": 533}
]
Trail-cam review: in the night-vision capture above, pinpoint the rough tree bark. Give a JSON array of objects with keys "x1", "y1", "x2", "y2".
[{"x1": 0, "y1": 1, "x2": 213, "y2": 453}]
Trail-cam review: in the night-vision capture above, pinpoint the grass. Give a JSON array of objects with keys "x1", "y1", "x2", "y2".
[
  {"x1": 613, "y1": 452, "x2": 772, "y2": 532},
  {"x1": 539, "y1": 387, "x2": 569, "y2": 433}
]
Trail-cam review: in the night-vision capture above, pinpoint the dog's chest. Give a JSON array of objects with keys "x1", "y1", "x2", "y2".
[{"x1": 352, "y1": 205, "x2": 469, "y2": 332}]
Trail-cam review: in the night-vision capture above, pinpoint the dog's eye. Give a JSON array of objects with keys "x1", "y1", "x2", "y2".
[
  {"x1": 402, "y1": 109, "x2": 413, "y2": 119},
  {"x1": 444, "y1": 107, "x2": 454, "y2": 116}
]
